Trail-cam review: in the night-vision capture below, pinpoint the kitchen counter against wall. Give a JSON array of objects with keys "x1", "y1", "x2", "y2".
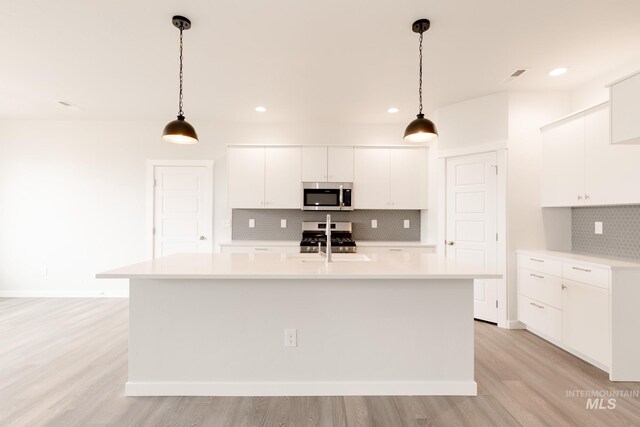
[
  {"x1": 519, "y1": 249, "x2": 640, "y2": 269},
  {"x1": 219, "y1": 240, "x2": 437, "y2": 248}
]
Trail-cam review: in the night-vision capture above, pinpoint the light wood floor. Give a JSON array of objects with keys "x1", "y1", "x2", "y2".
[{"x1": 1, "y1": 298, "x2": 639, "y2": 427}]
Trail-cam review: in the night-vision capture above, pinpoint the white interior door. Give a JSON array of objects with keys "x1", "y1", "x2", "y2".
[
  {"x1": 446, "y1": 152, "x2": 498, "y2": 323},
  {"x1": 153, "y1": 165, "x2": 213, "y2": 258}
]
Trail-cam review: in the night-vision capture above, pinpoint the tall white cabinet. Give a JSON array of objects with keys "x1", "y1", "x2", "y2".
[{"x1": 541, "y1": 102, "x2": 640, "y2": 206}]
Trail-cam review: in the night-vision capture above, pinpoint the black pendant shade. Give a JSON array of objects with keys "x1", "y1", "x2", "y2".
[
  {"x1": 404, "y1": 113, "x2": 438, "y2": 142},
  {"x1": 162, "y1": 115, "x2": 199, "y2": 145},
  {"x1": 163, "y1": 15, "x2": 199, "y2": 145},
  {"x1": 404, "y1": 19, "x2": 438, "y2": 143}
]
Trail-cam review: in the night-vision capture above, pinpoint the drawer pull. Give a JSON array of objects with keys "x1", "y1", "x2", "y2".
[
  {"x1": 571, "y1": 266, "x2": 591, "y2": 273},
  {"x1": 530, "y1": 273, "x2": 545, "y2": 279},
  {"x1": 529, "y1": 258, "x2": 545, "y2": 263},
  {"x1": 254, "y1": 248, "x2": 269, "y2": 251},
  {"x1": 388, "y1": 248, "x2": 403, "y2": 252},
  {"x1": 530, "y1": 302, "x2": 544, "y2": 309}
]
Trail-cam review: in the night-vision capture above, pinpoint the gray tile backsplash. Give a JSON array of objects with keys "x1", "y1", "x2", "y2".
[
  {"x1": 232, "y1": 209, "x2": 421, "y2": 241},
  {"x1": 572, "y1": 205, "x2": 640, "y2": 259}
]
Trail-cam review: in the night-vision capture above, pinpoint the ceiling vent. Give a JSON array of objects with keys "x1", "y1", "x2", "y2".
[
  {"x1": 502, "y1": 68, "x2": 529, "y2": 84},
  {"x1": 57, "y1": 101, "x2": 83, "y2": 111}
]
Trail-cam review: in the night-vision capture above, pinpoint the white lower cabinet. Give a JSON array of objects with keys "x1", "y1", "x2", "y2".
[
  {"x1": 517, "y1": 251, "x2": 612, "y2": 373},
  {"x1": 518, "y1": 294, "x2": 562, "y2": 342},
  {"x1": 562, "y1": 279, "x2": 610, "y2": 367}
]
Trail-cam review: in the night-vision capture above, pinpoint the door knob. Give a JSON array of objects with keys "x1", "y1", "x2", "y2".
[
  {"x1": 199, "y1": 236, "x2": 206, "y2": 240},
  {"x1": 446, "y1": 240, "x2": 455, "y2": 246}
]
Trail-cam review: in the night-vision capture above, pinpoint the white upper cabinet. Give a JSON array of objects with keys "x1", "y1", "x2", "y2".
[
  {"x1": 230, "y1": 145, "x2": 427, "y2": 210},
  {"x1": 389, "y1": 148, "x2": 428, "y2": 209},
  {"x1": 301, "y1": 146, "x2": 354, "y2": 182},
  {"x1": 264, "y1": 146, "x2": 301, "y2": 208},
  {"x1": 542, "y1": 102, "x2": 640, "y2": 207},
  {"x1": 228, "y1": 146, "x2": 265, "y2": 208},
  {"x1": 585, "y1": 104, "x2": 640, "y2": 205},
  {"x1": 541, "y1": 115, "x2": 585, "y2": 207},
  {"x1": 354, "y1": 147, "x2": 428, "y2": 209},
  {"x1": 228, "y1": 146, "x2": 301, "y2": 208},
  {"x1": 609, "y1": 71, "x2": 640, "y2": 144},
  {"x1": 301, "y1": 146, "x2": 328, "y2": 182},
  {"x1": 354, "y1": 147, "x2": 390, "y2": 209},
  {"x1": 327, "y1": 146, "x2": 354, "y2": 182}
]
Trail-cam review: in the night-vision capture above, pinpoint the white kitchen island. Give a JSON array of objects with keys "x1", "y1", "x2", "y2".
[{"x1": 97, "y1": 252, "x2": 500, "y2": 397}]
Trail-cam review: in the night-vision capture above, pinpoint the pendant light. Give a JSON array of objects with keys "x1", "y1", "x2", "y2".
[
  {"x1": 404, "y1": 19, "x2": 438, "y2": 143},
  {"x1": 162, "y1": 16, "x2": 199, "y2": 144}
]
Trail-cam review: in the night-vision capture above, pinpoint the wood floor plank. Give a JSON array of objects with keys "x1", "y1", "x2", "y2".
[{"x1": 1, "y1": 298, "x2": 640, "y2": 427}]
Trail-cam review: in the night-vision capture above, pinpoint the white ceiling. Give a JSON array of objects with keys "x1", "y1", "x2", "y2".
[{"x1": 2, "y1": 0, "x2": 640, "y2": 123}]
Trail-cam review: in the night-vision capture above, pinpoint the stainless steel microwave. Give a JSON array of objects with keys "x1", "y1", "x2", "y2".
[{"x1": 302, "y1": 182, "x2": 353, "y2": 211}]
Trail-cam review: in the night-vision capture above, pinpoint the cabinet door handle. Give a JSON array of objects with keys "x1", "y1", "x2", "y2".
[
  {"x1": 530, "y1": 302, "x2": 544, "y2": 309},
  {"x1": 577, "y1": 195, "x2": 583, "y2": 200},
  {"x1": 561, "y1": 284, "x2": 567, "y2": 290},
  {"x1": 572, "y1": 266, "x2": 591, "y2": 273},
  {"x1": 445, "y1": 241, "x2": 455, "y2": 246},
  {"x1": 529, "y1": 258, "x2": 544, "y2": 263},
  {"x1": 585, "y1": 194, "x2": 590, "y2": 200},
  {"x1": 530, "y1": 273, "x2": 544, "y2": 279}
]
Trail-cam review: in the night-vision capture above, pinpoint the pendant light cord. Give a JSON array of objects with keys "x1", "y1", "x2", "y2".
[
  {"x1": 418, "y1": 31, "x2": 423, "y2": 115},
  {"x1": 178, "y1": 26, "x2": 184, "y2": 117}
]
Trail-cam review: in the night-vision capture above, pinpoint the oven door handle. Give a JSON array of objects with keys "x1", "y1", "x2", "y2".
[{"x1": 339, "y1": 185, "x2": 344, "y2": 209}]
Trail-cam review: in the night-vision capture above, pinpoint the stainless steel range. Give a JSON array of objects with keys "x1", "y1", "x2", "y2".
[{"x1": 300, "y1": 221, "x2": 356, "y2": 253}]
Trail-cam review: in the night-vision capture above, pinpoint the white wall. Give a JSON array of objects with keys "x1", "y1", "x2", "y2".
[
  {"x1": 570, "y1": 55, "x2": 640, "y2": 111},
  {"x1": 506, "y1": 92, "x2": 572, "y2": 323},
  {"x1": 435, "y1": 92, "x2": 510, "y2": 156},
  {"x1": 433, "y1": 91, "x2": 572, "y2": 326},
  {"x1": 0, "y1": 120, "x2": 412, "y2": 296}
]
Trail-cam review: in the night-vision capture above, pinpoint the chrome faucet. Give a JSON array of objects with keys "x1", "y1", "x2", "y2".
[{"x1": 325, "y1": 214, "x2": 332, "y2": 263}]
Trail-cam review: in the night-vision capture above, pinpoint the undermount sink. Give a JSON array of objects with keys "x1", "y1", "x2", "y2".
[{"x1": 286, "y1": 253, "x2": 372, "y2": 262}]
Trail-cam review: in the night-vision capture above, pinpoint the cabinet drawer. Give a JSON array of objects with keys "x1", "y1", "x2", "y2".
[
  {"x1": 518, "y1": 295, "x2": 562, "y2": 342},
  {"x1": 518, "y1": 268, "x2": 562, "y2": 309},
  {"x1": 562, "y1": 262, "x2": 609, "y2": 289},
  {"x1": 517, "y1": 254, "x2": 562, "y2": 277},
  {"x1": 220, "y1": 246, "x2": 298, "y2": 254},
  {"x1": 358, "y1": 247, "x2": 435, "y2": 254}
]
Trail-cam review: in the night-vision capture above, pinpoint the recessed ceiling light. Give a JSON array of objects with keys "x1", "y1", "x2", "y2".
[
  {"x1": 549, "y1": 67, "x2": 568, "y2": 77},
  {"x1": 255, "y1": 106, "x2": 267, "y2": 113},
  {"x1": 387, "y1": 107, "x2": 399, "y2": 114}
]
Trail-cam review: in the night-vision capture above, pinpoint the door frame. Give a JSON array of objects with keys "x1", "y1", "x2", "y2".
[
  {"x1": 438, "y1": 149, "x2": 508, "y2": 328},
  {"x1": 146, "y1": 159, "x2": 215, "y2": 259}
]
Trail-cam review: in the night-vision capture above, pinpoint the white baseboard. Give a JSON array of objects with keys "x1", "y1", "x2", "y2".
[
  {"x1": 0, "y1": 290, "x2": 129, "y2": 298},
  {"x1": 507, "y1": 320, "x2": 526, "y2": 329},
  {"x1": 125, "y1": 380, "x2": 478, "y2": 397}
]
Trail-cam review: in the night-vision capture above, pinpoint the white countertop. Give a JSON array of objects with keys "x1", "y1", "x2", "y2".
[
  {"x1": 97, "y1": 253, "x2": 500, "y2": 280},
  {"x1": 219, "y1": 240, "x2": 436, "y2": 247},
  {"x1": 517, "y1": 249, "x2": 640, "y2": 270}
]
